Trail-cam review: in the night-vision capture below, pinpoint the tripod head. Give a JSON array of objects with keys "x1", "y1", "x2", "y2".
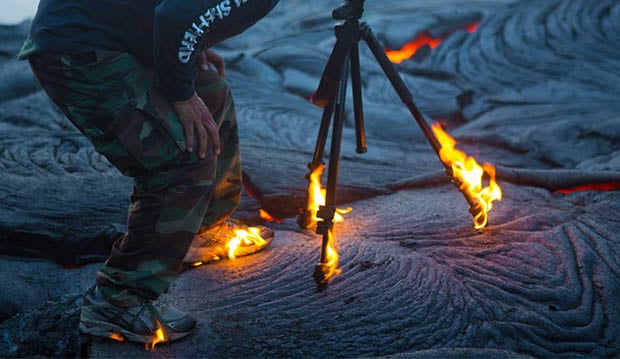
[{"x1": 332, "y1": 0, "x2": 364, "y2": 20}]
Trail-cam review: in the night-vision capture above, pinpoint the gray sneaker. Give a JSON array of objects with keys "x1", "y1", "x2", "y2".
[
  {"x1": 79, "y1": 286, "x2": 195, "y2": 345},
  {"x1": 183, "y1": 219, "x2": 274, "y2": 265}
]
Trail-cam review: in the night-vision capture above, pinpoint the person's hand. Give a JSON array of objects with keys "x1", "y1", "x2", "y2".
[
  {"x1": 172, "y1": 93, "x2": 221, "y2": 159},
  {"x1": 197, "y1": 48, "x2": 226, "y2": 77}
]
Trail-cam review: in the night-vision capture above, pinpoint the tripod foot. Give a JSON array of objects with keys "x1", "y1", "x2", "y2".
[{"x1": 313, "y1": 263, "x2": 330, "y2": 291}]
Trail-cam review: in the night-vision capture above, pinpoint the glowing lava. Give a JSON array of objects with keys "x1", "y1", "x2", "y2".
[
  {"x1": 226, "y1": 227, "x2": 267, "y2": 259},
  {"x1": 431, "y1": 123, "x2": 502, "y2": 229},
  {"x1": 108, "y1": 332, "x2": 124, "y2": 342},
  {"x1": 386, "y1": 21, "x2": 479, "y2": 64},
  {"x1": 259, "y1": 208, "x2": 281, "y2": 223},
  {"x1": 554, "y1": 182, "x2": 620, "y2": 194}
]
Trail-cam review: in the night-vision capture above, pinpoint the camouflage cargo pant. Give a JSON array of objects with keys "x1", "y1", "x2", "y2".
[{"x1": 27, "y1": 50, "x2": 242, "y2": 307}]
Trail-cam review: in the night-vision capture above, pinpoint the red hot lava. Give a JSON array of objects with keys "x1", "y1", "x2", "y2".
[
  {"x1": 553, "y1": 182, "x2": 620, "y2": 195},
  {"x1": 386, "y1": 21, "x2": 479, "y2": 63}
]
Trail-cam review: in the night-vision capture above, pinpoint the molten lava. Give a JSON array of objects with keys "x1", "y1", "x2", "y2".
[
  {"x1": 305, "y1": 164, "x2": 352, "y2": 223},
  {"x1": 386, "y1": 21, "x2": 479, "y2": 64},
  {"x1": 431, "y1": 123, "x2": 502, "y2": 229},
  {"x1": 259, "y1": 208, "x2": 281, "y2": 223},
  {"x1": 554, "y1": 182, "x2": 620, "y2": 194},
  {"x1": 108, "y1": 332, "x2": 124, "y2": 342},
  {"x1": 226, "y1": 227, "x2": 267, "y2": 259}
]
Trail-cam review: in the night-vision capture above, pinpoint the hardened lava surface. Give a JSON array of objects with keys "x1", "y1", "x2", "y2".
[
  {"x1": 1, "y1": 0, "x2": 619, "y2": 357},
  {"x1": 92, "y1": 184, "x2": 620, "y2": 358}
]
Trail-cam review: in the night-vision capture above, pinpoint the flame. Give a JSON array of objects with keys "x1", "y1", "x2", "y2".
[
  {"x1": 145, "y1": 321, "x2": 167, "y2": 351},
  {"x1": 322, "y1": 229, "x2": 342, "y2": 281},
  {"x1": 108, "y1": 332, "x2": 124, "y2": 342},
  {"x1": 386, "y1": 21, "x2": 479, "y2": 64},
  {"x1": 431, "y1": 123, "x2": 502, "y2": 229},
  {"x1": 226, "y1": 227, "x2": 267, "y2": 259},
  {"x1": 307, "y1": 165, "x2": 326, "y2": 221},
  {"x1": 303, "y1": 165, "x2": 351, "y2": 286},
  {"x1": 306, "y1": 164, "x2": 352, "y2": 223}
]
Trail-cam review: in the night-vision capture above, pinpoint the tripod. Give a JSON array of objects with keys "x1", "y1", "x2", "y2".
[{"x1": 299, "y1": 0, "x2": 479, "y2": 289}]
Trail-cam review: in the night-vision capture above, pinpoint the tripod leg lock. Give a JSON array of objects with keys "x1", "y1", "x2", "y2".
[
  {"x1": 305, "y1": 162, "x2": 324, "y2": 179},
  {"x1": 316, "y1": 205, "x2": 337, "y2": 235}
]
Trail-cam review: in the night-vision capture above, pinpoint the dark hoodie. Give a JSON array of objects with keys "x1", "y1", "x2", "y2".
[{"x1": 26, "y1": 0, "x2": 280, "y2": 101}]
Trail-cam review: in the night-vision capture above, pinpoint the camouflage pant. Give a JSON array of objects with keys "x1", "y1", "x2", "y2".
[{"x1": 28, "y1": 51, "x2": 241, "y2": 307}]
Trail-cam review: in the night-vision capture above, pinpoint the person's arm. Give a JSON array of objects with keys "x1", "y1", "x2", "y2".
[
  {"x1": 154, "y1": 0, "x2": 279, "y2": 100},
  {"x1": 173, "y1": 48, "x2": 225, "y2": 159},
  {"x1": 153, "y1": 0, "x2": 220, "y2": 158},
  {"x1": 153, "y1": 0, "x2": 202, "y2": 103},
  {"x1": 153, "y1": 0, "x2": 280, "y2": 158}
]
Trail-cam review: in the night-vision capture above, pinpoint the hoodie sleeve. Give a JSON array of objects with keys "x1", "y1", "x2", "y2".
[
  {"x1": 153, "y1": 0, "x2": 202, "y2": 102},
  {"x1": 153, "y1": 0, "x2": 280, "y2": 102}
]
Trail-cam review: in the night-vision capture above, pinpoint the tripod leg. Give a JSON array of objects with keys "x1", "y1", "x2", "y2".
[
  {"x1": 298, "y1": 100, "x2": 336, "y2": 229},
  {"x1": 322, "y1": 56, "x2": 349, "y2": 233},
  {"x1": 360, "y1": 24, "x2": 481, "y2": 213},
  {"x1": 314, "y1": 55, "x2": 350, "y2": 289},
  {"x1": 311, "y1": 20, "x2": 361, "y2": 108},
  {"x1": 350, "y1": 42, "x2": 367, "y2": 154},
  {"x1": 360, "y1": 25, "x2": 442, "y2": 154},
  {"x1": 312, "y1": 100, "x2": 335, "y2": 166}
]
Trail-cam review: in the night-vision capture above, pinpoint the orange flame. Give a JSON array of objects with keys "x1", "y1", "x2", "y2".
[
  {"x1": 305, "y1": 165, "x2": 350, "y2": 284},
  {"x1": 226, "y1": 227, "x2": 267, "y2": 259},
  {"x1": 145, "y1": 321, "x2": 167, "y2": 351},
  {"x1": 386, "y1": 21, "x2": 479, "y2": 64},
  {"x1": 431, "y1": 123, "x2": 502, "y2": 229},
  {"x1": 306, "y1": 164, "x2": 352, "y2": 223},
  {"x1": 108, "y1": 332, "x2": 124, "y2": 342},
  {"x1": 322, "y1": 229, "x2": 342, "y2": 281}
]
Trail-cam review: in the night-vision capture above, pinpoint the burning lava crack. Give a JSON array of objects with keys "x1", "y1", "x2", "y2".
[
  {"x1": 385, "y1": 21, "x2": 480, "y2": 64},
  {"x1": 390, "y1": 167, "x2": 620, "y2": 195}
]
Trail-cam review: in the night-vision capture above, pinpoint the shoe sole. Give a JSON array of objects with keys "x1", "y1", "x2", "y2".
[
  {"x1": 79, "y1": 319, "x2": 191, "y2": 344},
  {"x1": 230, "y1": 233, "x2": 274, "y2": 258},
  {"x1": 184, "y1": 233, "x2": 274, "y2": 266}
]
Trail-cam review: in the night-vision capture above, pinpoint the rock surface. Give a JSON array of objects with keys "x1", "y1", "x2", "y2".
[{"x1": 1, "y1": 0, "x2": 619, "y2": 357}]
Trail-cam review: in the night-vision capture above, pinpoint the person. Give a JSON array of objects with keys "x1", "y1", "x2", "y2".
[{"x1": 18, "y1": 0, "x2": 280, "y2": 345}]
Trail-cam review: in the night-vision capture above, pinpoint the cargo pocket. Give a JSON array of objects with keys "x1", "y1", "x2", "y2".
[
  {"x1": 97, "y1": 100, "x2": 184, "y2": 177},
  {"x1": 135, "y1": 87, "x2": 187, "y2": 152}
]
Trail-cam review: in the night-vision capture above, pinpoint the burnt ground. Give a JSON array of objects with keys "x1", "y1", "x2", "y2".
[{"x1": 1, "y1": 0, "x2": 619, "y2": 357}]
